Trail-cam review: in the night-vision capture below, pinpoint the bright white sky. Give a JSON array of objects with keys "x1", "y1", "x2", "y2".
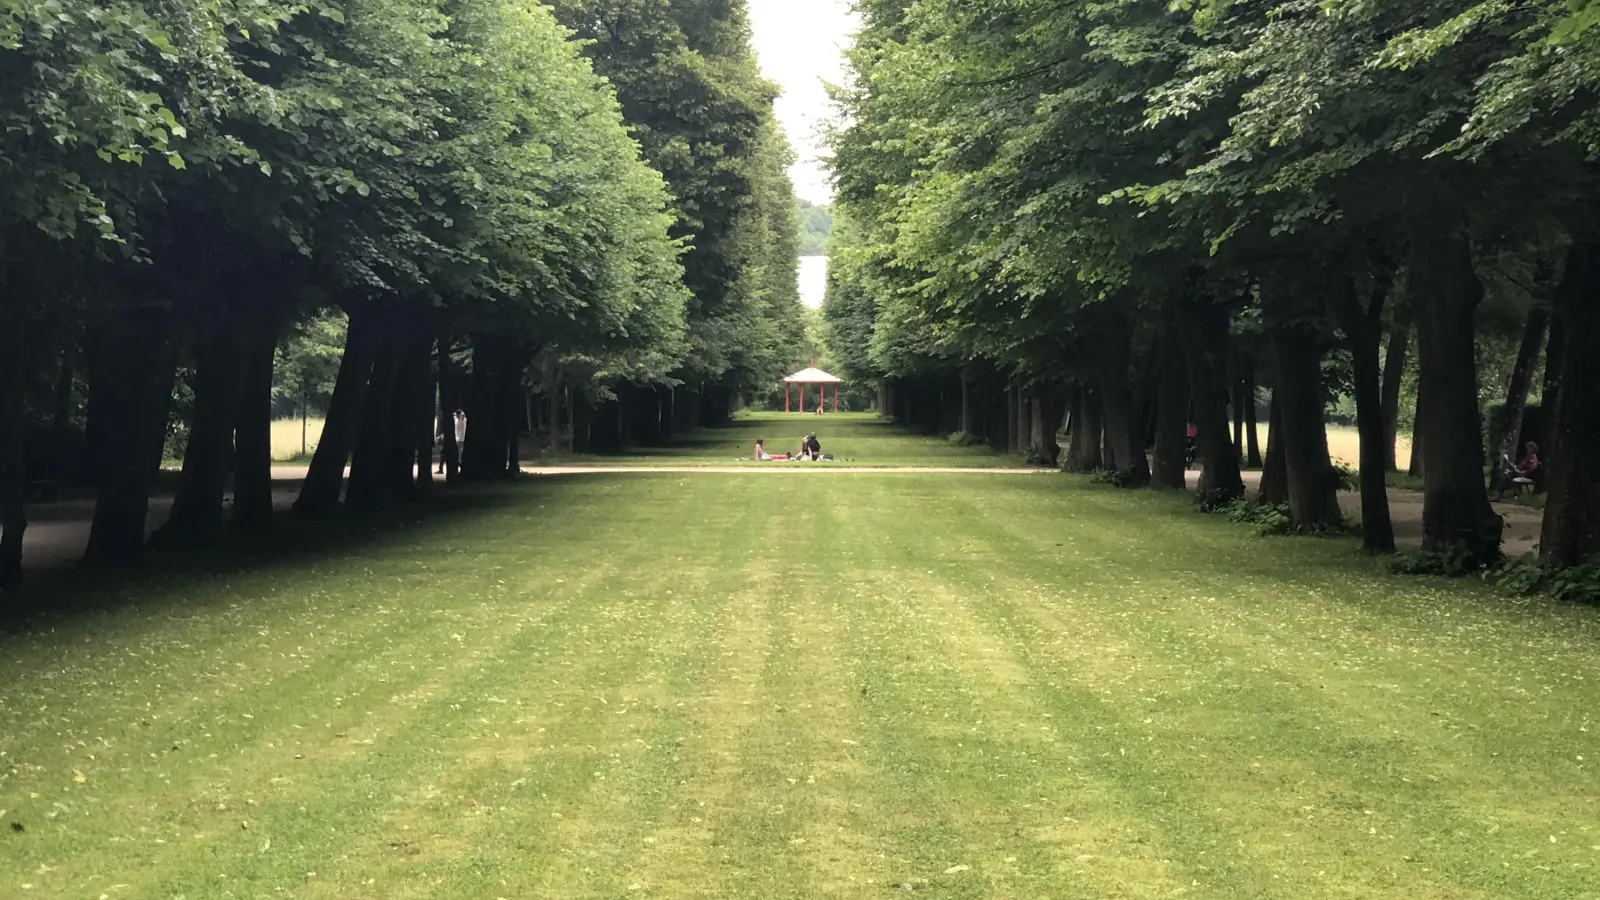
[
  {"x1": 748, "y1": 0, "x2": 857, "y2": 208},
  {"x1": 748, "y1": 0, "x2": 857, "y2": 308}
]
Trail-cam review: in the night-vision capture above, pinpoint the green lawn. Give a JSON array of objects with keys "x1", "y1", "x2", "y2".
[
  {"x1": 539, "y1": 411, "x2": 1022, "y2": 467},
  {"x1": 3, "y1": 438, "x2": 1598, "y2": 898}
]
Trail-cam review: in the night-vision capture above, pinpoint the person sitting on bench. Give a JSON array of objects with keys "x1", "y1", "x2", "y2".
[{"x1": 1494, "y1": 441, "x2": 1542, "y2": 500}]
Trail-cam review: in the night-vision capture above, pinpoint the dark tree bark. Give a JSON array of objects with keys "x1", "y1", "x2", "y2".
[
  {"x1": 1016, "y1": 385, "x2": 1030, "y2": 455},
  {"x1": 83, "y1": 302, "x2": 178, "y2": 567},
  {"x1": 346, "y1": 339, "x2": 404, "y2": 508},
  {"x1": 1331, "y1": 271, "x2": 1396, "y2": 553},
  {"x1": 156, "y1": 320, "x2": 253, "y2": 547},
  {"x1": 1409, "y1": 212, "x2": 1503, "y2": 565},
  {"x1": 1269, "y1": 325, "x2": 1344, "y2": 530},
  {"x1": 294, "y1": 308, "x2": 379, "y2": 516},
  {"x1": 1091, "y1": 317, "x2": 1151, "y2": 486},
  {"x1": 1257, "y1": 395, "x2": 1288, "y2": 506},
  {"x1": 1243, "y1": 357, "x2": 1263, "y2": 468},
  {"x1": 1493, "y1": 307, "x2": 1551, "y2": 484},
  {"x1": 1177, "y1": 294, "x2": 1245, "y2": 505},
  {"x1": 1380, "y1": 319, "x2": 1409, "y2": 472},
  {"x1": 1542, "y1": 314, "x2": 1565, "y2": 457},
  {"x1": 232, "y1": 325, "x2": 279, "y2": 530},
  {"x1": 0, "y1": 312, "x2": 28, "y2": 588},
  {"x1": 1541, "y1": 242, "x2": 1600, "y2": 570},
  {"x1": 1152, "y1": 328, "x2": 1190, "y2": 490},
  {"x1": 1408, "y1": 378, "x2": 1425, "y2": 478},
  {"x1": 1072, "y1": 386, "x2": 1105, "y2": 472},
  {"x1": 1029, "y1": 392, "x2": 1066, "y2": 465},
  {"x1": 1231, "y1": 373, "x2": 1246, "y2": 463},
  {"x1": 412, "y1": 339, "x2": 437, "y2": 498},
  {"x1": 49, "y1": 335, "x2": 77, "y2": 485}
]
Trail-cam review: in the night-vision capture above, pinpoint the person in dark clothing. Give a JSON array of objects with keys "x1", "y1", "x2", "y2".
[{"x1": 800, "y1": 433, "x2": 822, "y2": 460}]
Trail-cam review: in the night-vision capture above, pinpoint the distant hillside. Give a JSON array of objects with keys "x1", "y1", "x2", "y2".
[{"x1": 798, "y1": 199, "x2": 833, "y2": 256}]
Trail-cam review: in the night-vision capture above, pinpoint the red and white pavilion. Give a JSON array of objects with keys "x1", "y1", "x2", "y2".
[{"x1": 782, "y1": 365, "x2": 842, "y2": 413}]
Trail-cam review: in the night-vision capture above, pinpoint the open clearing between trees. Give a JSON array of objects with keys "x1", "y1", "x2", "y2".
[{"x1": 2, "y1": 447, "x2": 1596, "y2": 898}]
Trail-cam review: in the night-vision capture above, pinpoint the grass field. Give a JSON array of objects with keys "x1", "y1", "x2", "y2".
[
  {"x1": 272, "y1": 418, "x2": 325, "y2": 463},
  {"x1": 2, "y1": 418, "x2": 1594, "y2": 898},
  {"x1": 546, "y1": 411, "x2": 1018, "y2": 468}
]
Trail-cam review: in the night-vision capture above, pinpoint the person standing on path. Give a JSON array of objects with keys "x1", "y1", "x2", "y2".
[{"x1": 439, "y1": 409, "x2": 467, "y2": 474}]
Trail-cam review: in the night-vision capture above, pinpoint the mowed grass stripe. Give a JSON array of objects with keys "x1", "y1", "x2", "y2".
[
  {"x1": 918, "y1": 475, "x2": 1598, "y2": 898},
  {"x1": 125, "y1": 519, "x2": 645, "y2": 895}
]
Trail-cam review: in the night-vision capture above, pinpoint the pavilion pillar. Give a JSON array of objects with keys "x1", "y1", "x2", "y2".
[
  {"x1": 834, "y1": 385, "x2": 839, "y2": 413},
  {"x1": 785, "y1": 384, "x2": 790, "y2": 412},
  {"x1": 800, "y1": 384, "x2": 806, "y2": 414}
]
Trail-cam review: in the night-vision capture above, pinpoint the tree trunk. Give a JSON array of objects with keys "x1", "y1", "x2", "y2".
[
  {"x1": 1409, "y1": 212, "x2": 1503, "y2": 566},
  {"x1": 1231, "y1": 374, "x2": 1246, "y2": 463},
  {"x1": 155, "y1": 324, "x2": 253, "y2": 547},
  {"x1": 1243, "y1": 358, "x2": 1263, "y2": 469},
  {"x1": 1083, "y1": 386, "x2": 1105, "y2": 471},
  {"x1": 1152, "y1": 328, "x2": 1190, "y2": 490},
  {"x1": 959, "y1": 370, "x2": 972, "y2": 436},
  {"x1": 1270, "y1": 326, "x2": 1344, "y2": 530},
  {"x1": 1380, "y1": 320, "x2": 1409, "y2": 471},
  {"x1": 1092, "y1": 318, "x2": 1151, "y2": 486},
  {"x1": 84, "y1": 303, "x2": 178, "y2": 568},
  {"x1": 1331, "y1": 275, "x2": 1396, "y2": 553},
  {"x1": 546, "y1": 356, "x2": 561, "y2": 455},
  {"x1": 49, "y1": 335, "x2": 77, "y2": 486},
  {"x1": 1029, "y1": 394, "x2": 1066, "y2": 465},
  {"x1": 1541, "y1": 314, "x2": 1565, "y2": 457},
  {"x1": 1178, "y1": 296, "x2": 1245, "y2": 506},
  {"x1": 1493, "y1": 307, "x2": 1550, "y2": 489},
  {"x1": 294, "y1": 309, "x2": 378, "y2": 516},
  {"x1": 1408, "y1": 391, "x2": 1425, "y2": 478},
  {"x1": 413, "y1": 339, "x2": 437, "y2": 498},
  {"x1": 232, "y1": 325, "x2": 279, "y2": 530},
  {"x1": 346, "y1": 340, "x2": 404, "y2": 508},
  {"x1": 1540, "y1": 241, "x2": 1600, "y2": 570},
  {"x1": 1257, "y1": 395, "x2": 1288, "y2": 506},
  {"x1": 0, "y1": 313, "x2": 28, "y2": 588}
]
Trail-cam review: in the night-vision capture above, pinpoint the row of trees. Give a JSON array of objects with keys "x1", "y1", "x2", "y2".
[
  {"x1": 0, "y1": 0, "x2": 805, "y2": 589},
  {"x1": 825, "y1": 0, "x2": 1600, "y2": 575}
]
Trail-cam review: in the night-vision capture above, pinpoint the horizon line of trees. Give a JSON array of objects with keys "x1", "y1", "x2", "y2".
[
  {"x1": 0, "y1": 0, "x2": 808, "y2": 593},
  {"x1": 823, "y1": 0, "x2": 1600, "y2": 578}
]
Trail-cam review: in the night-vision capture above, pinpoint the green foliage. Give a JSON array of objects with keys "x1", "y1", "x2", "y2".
[
  {"x1": 548, "y1": 0, "x2": 801, "y2": 395},
  {"x1": 1490, "y1": 554, "x2": 1600, "y2": 605},
  {"x1": 1225, "y1": 499, "x2": 1297, "y2": 537},
  {"x1": 1389, "y1": 546, "x2": 1490, "y2": 578},
  {"x1": 275, "y1": 313, "x2": 348, "y2": 415},
  {"x1": 797, "y1": 200, "x2": 833, "y2": 255}
]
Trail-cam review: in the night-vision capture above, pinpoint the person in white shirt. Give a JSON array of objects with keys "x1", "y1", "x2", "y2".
[{"x1": 753, "y1": 438, "x2": 773, "y2": 461}]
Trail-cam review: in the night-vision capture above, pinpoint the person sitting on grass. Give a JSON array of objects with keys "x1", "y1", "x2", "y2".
[
  {"x1": 754, "y1": 438, "x2": 773, "y2": 461},
  {"x1": 803, "y1": 433, "x2": 822, "y2": 461}
]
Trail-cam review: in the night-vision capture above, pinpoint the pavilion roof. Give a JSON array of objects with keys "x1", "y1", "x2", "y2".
[{"x1": 782, "y1": 366, "x2": 843, "y2": 384}]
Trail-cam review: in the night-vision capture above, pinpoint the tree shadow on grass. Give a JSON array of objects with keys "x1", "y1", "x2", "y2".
[{"x1": 0, "y1": 479, "x2": 552, "y2": 633}]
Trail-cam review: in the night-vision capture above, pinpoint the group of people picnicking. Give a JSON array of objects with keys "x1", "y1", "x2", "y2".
[{"x1": 752, "y1": 433, "x2": 828, "y2": 462}]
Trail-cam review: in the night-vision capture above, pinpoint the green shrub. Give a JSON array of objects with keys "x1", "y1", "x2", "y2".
[
  {"x1": 1488, "y1": 555, "x2": 1600, "y2": 605},
  {"x1": 1389, "y1": 546, "x2": 1485, "y2": 577},
  {"x1": 945, "y1": 430, "x2": 984, "y2": 446},
  {"x1": 1225, "y1": 499, "x2": 1294, "y2": 535}
]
